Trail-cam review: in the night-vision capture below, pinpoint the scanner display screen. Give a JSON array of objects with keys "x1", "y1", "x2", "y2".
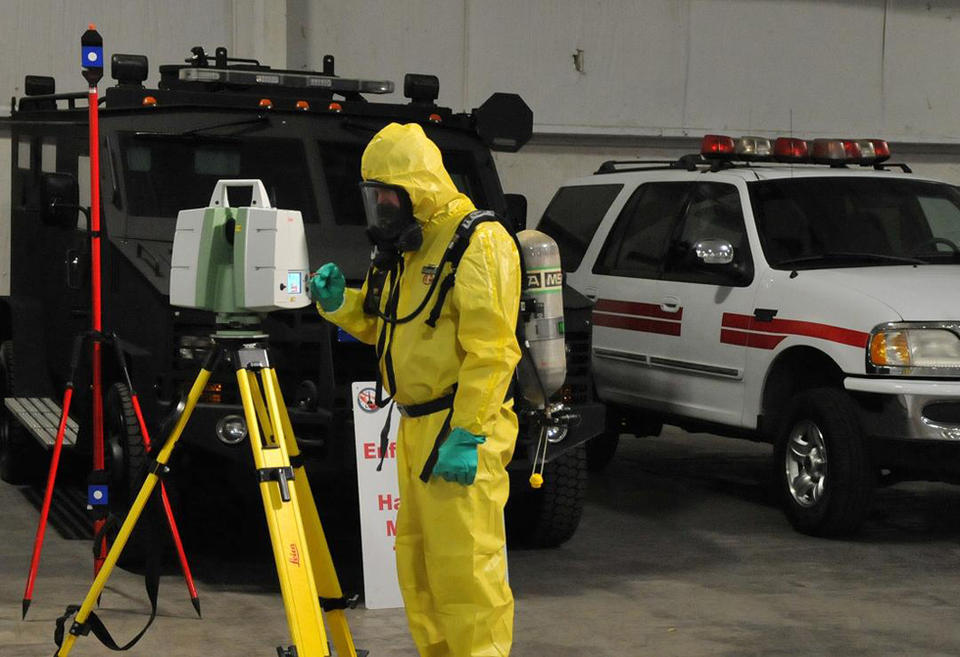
[{"x1": 287, "y1": 271, "x2": 303, "y2": 295}]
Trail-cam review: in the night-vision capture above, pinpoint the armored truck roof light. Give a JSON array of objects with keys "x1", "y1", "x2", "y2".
[
  {"x1": 24, "y1": 75, "x2": 56, "y2": 96},
  {"x1": 180, "y1": 67, "x2": 394, "y2": 94},
  {"x1": 142, "y1": 95, "x2": 157, "y2": 107},
  {"x1": 258, "y1": 98, "x2": 273, "y2": 109},
  {"x1": 328, "y1": 102, "x2": 343, "y2": 112},
  {"x1": 701, "y1": 134, "x2": 736, "y2": 158},
  {"x1": 111, "y1": 54, "x2": 148, "y2": 87},
  {"x1": 404, "y1": 73, "x2": 439, "y2": 104},
  {"x1": 429, "y1": 113, "x2": 442, "y2": 123},
  {"x1": 735, "y1": 136, "x2": 772, "y2": 161},
  {"x1": 295, "y1": 100, "x2": 310, "y2": 110}
]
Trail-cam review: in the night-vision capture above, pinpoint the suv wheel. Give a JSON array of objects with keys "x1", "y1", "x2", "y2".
[
  {"x1": 774, "y1": 388, "x2": 874, "y2": 536},
  {"x1": 0, "y1": 340, "x2": 43, "y2": 484},
  {"x1": 506, "y1": 443, "x2": 587, "y2": 548},
  {"x1": 586, "y1": 432, "x2": 620, "y2": 472}
]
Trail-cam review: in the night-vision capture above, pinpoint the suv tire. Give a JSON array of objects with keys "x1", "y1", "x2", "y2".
[
  {"x1": 586, "y1": 432, "x2": 620, "y2": 472},
  {"x1": 506, "y1": 443, "x2": 587, "y2": 548},
  {"x1": 774, "y1": 387, "x2": 874, "y2": 537},
  {"x1": 0, "y1": 340, "x2": 43, "y2": 484}
]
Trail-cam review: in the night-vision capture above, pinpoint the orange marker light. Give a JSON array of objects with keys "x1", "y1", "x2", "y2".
[
  {"x1": 428, "y1": 113, "x2": 442, "y2": 123},
  {"x1": 258, "y1": 98, "x2": 273, "y2": 109},
  {"x1": 142, "y1": 96, "x2": 157, "y2": 107},
  {"x1": 295, "y1": 100, "x2": 310, "y2": 110},
  {"x1": 328, "y1": 102, "x2": 343, "y2": 112}
]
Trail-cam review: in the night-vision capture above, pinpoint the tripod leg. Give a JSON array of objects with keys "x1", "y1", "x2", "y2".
[
  {"x1": 56, "y1": 362, "x2": 216, "y2": 657},
  {"x1": 22, "y1": 385, "x2": 75, "y2": 619},
  {"x1": 237, "y1": 368, "x2": 329, "y2": 657},
  {"x1": 266, "y1": 368, "x2": 360, "y2": 657}
]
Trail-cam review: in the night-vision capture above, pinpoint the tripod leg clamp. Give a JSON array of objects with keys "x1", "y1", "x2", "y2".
[
  {"x1": 149, "y1": 460, "x2": 172, "y2": 479},
  {"x1": 257, "y1": 466, "x2": 295, "y2": 502},
  {"x1": 319, "y1": 593, "x2": 359, "y2": 612},
  {"x1": 69, "y1": 620, "x2": 91, "y2": 637}
]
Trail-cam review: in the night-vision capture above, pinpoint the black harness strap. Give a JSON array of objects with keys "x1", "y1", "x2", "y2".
[{"x1": 55, "y1": 486, "x2": 164, "y2": 652}]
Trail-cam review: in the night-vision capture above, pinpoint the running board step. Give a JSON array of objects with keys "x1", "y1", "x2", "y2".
[{"x1": 4, "y1": 397, "x2": 79, "y2": 448}]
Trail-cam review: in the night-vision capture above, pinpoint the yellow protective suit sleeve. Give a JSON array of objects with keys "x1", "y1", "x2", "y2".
[
  {"x1": 450, "y1": 222, "x2": 521, "y2": 437},
  {"x1": 316, "y1": 276, "x2": 379, "y2": 346}
]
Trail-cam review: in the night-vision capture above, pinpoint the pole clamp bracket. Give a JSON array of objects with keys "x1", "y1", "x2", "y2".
[{"x1": 257, "y1": 466, "x2": 295, "y2": 502}]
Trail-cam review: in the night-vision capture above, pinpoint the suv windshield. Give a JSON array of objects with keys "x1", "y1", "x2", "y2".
[
  {"x1": 120, "y1": 134, "x2": 319, "y2": 222},
  {"x1": 749, "y1": 177, "x2": 960, "y2": 269}
]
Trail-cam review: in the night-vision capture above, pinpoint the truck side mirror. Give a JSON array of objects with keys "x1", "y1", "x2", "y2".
[
  {"x1": 505, "y1": 193, "x2": 527, "y2": 231},
  {"x1": 694, "y1": 239, "x2": 735, "y2": 265},
  {"x1": 41, "y1": 172, "x2": 80, "y2": 229}
]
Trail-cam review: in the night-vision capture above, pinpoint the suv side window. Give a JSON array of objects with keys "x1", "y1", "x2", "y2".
[
  {"x1": 663, "y1": 182, "x2": 753, "y2": 286},
  {"x1": 593, "y1": 182, "x2": 691, "y2": 278},
  {"x1": 538, "y1": 184, "x2": 623, "y2": 271}
]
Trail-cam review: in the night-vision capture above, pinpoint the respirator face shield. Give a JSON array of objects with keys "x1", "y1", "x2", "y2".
[{"x1": 359, "y1": 181, "x2": 422, "y2": 258}]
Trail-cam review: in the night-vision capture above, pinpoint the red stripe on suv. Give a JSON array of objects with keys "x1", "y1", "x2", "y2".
[
  {"x1": 593, "y1": 313, "x2": 682, "y2": 336},
  {"x1": 721, "y1": 313, "x2": 869, "y2": 349},
  {"x1": 594, "y1": 299, "x2": 684, "y2": 321}
]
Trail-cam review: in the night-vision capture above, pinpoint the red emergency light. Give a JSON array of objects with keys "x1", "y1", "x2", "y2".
[
  {"x1": 701, "y1": 134, "x2": 736, "y2": 158},
  {"x1": 773, "y1": 137, "x2": 809, "y2": 162}
]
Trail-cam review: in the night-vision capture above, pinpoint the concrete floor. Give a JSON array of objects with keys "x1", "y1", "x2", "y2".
[{"x1": 4, "y1": 426, "x2": 960, "y2": 656}]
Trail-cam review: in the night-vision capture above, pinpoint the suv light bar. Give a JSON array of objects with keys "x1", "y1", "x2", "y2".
[
  {"x1": 702, "y1": 134, "x2": 892, "y2": 166},
  {"x1": 179, "y1": 67, "x2": 394, "y2": 94}
]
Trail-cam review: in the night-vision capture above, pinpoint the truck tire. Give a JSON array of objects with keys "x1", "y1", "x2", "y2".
[
  {"x1": 0, "y1": 340, "x2": 43, "y2": 484},
  {"x1": 105, "y1": 382, "x2": 150, "y2": 567},
  {"x1": 586, "y1": 432, "x2": 620, "y2": 472},
  {"x1": 506, "y1": 443, "x2": 587, "y2": 548},
  {"x1": 774, "y1": 387, "x2": 874, "y2": 537}
]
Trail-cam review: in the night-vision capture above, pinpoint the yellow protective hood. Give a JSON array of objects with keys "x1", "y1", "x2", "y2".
[{"x1": 360, "y1": 123, "x2": 471, "y2": 225}]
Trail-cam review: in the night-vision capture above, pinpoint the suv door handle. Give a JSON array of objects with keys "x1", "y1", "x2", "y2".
[{"x1": 660, "y1": 296, "x2": 681, "y2": 313}]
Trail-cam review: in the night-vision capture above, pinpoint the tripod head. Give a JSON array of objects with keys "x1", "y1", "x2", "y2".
[{"x1": 170, "y1": 180, "x2": 311, "y2": 335}]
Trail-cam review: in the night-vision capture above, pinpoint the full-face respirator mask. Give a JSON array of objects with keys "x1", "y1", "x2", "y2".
[{"x1": 359, "y1": 181, "x2": 422, "y2": 268}]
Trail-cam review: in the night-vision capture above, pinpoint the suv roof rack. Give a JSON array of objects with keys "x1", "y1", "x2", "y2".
[{"x1": 594, "y1": 154, "x2": 707, "y2": 175}]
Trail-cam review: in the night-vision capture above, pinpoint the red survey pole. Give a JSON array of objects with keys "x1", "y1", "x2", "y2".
[{"x1": 81, "y1": 23, "x2": 108, "y2": 576}]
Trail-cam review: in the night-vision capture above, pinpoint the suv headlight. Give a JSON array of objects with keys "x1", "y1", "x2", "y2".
[{"x1": 868, "y1": 323, "x2": 960, "y2": 375}]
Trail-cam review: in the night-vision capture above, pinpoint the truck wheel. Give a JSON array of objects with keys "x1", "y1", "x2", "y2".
[
  {"x1": 0, "y1": 340, "x2": 43, "y2": 484},
  {"x1": 586, "y1": 432, "x2": 620, "y2": 472},
  {"x1": 105, "y1": 382, "x2": 150, "y2": 567},
  {"x1": 774, "y1": 388, "x2": 874, "y2": 537},
  {"x1": 506, "y1": 443, "x2": 587, "y2": 548}
]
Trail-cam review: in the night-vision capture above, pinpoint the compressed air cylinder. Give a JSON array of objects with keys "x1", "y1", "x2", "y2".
[{"x1": 516, "y1": 230, "x2": 567, "y2": 408}]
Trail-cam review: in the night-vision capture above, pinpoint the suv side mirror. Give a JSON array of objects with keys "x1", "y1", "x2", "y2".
[
  {"x1": 41, "y1": 172, "x2": 80, "y2": 228},
  {"x1": 505, "y1": 193, "x2": 527, "y2": 231},
  {"x1": 694, "y1": 239, "x2": 735, "y2": 265}
]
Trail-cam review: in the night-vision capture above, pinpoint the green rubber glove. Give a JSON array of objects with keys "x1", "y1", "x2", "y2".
[
  {"x1": 309, "y1": 262, "x2": 345, "y2": 312},
  {"x1": 432, "y1": 428, "x2": 486, "y2": 485}
]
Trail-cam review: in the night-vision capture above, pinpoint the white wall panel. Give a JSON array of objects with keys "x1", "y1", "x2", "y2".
[
  {"x1": 883, "y1": 1, "x2": 960, "y2": 140},
  {"x1": 683, "y1": 0, "x2": 885, "y2": 137},
  {"x1": 0, "y1": 0, "x2": 234, "y2": 111},
  {"x1": 288, "y1": 0, "x2": 467, "y2": 109},
  {"x1": 468, "y1": 0, "x2": 689, "y2": 132}
]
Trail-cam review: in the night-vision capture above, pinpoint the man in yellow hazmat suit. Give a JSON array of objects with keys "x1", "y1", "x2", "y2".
[{"x1": 309, "y1": 122, "x2": 521, "y2": 657}]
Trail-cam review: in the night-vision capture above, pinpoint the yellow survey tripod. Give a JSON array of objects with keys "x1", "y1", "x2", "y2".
[{"x1": 55, "y1": 326, "x2": 365, "y2": 657}]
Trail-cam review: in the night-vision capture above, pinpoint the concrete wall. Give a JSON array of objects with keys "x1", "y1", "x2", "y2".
[{"x1": 4, "y1": 1, "x2": 960, "y2": 290}]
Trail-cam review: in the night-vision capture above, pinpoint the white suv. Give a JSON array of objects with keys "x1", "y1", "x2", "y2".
[{"x1": 539, "y1": 135, "x2": 960, "y2": 536}]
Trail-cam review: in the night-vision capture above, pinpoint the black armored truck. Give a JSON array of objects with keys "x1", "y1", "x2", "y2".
[{"x1": 0, "y1": 48, "x2": 602, "y2": 550}]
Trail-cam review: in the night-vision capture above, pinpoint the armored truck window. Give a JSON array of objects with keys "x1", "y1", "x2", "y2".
[
  {"x1": 119, "y1": 135, "x2": 318, "y2": 223},
  {"x1": 318, "y1": 142, "x2": 486, "y2": 226},
  {"x1": 538, "y1": 184, "x2": 622, "y2": 271},
  {"x1": 593, "y1": 182, "x2": 691, "y2": 278},
  {"x1": 750, "y1": 178, "x2": 960, "y2": 268},
  {"x1": 662, "y1": 182, "x2": 753, "y2": 286}
]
